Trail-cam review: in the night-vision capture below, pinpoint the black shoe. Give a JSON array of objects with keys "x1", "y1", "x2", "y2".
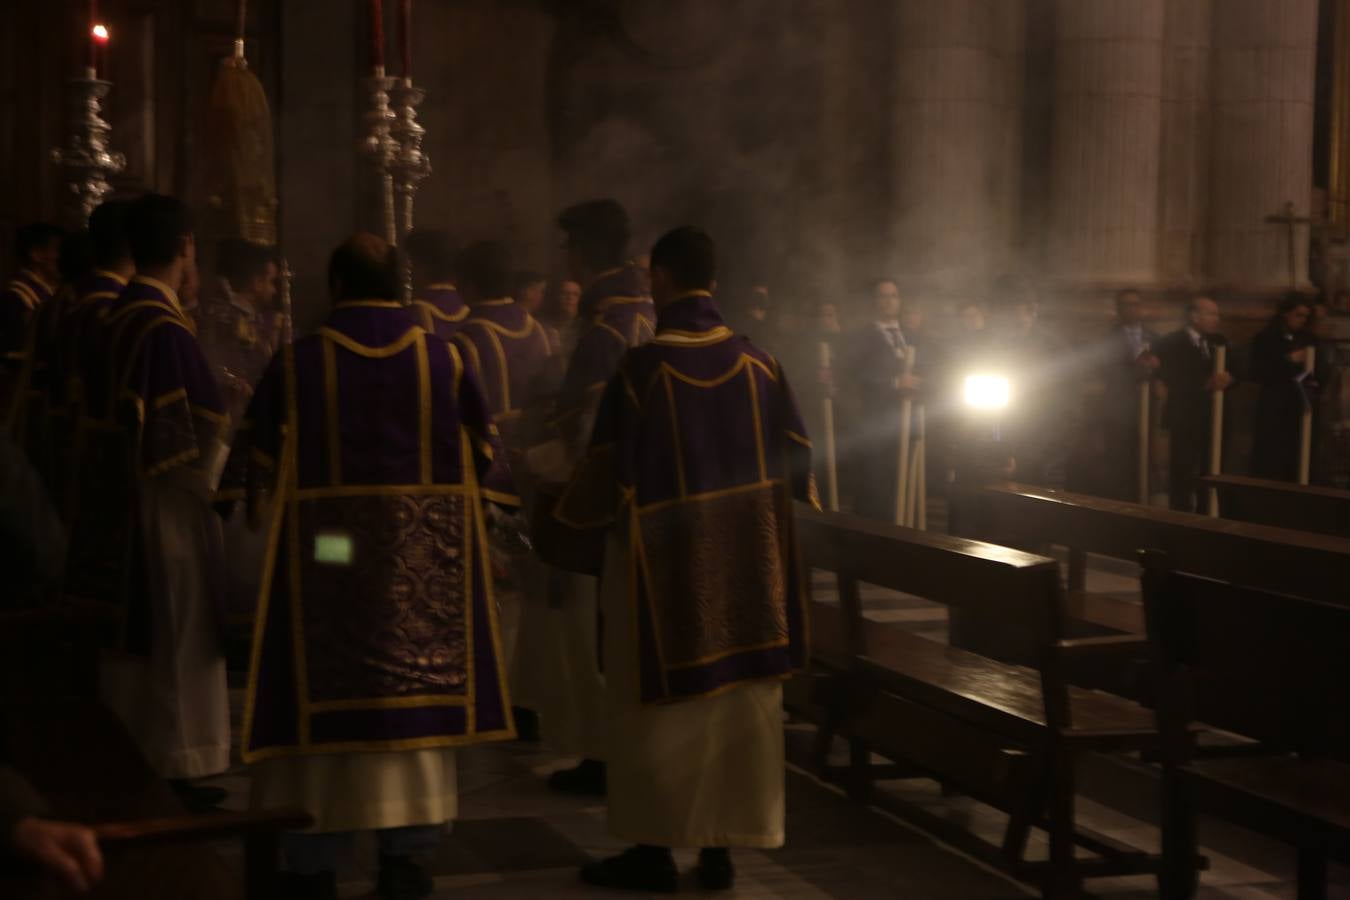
[
  {"x1": 547, "y1": 758, "x2": 606, "y2": 796},
  {"x1": 377, "y1": 853, "x2": 434, "y2": 900},
  {"x1": 513, "y1": 707, "x2": 540, "y2": 743},
  {"x1": 168, "y1": 779, "x2": 227, "y2": 812},
  {"x1": 697, "y1": 848, "x2": 735, "y2": 891},
  {"x1": 277, "y1": 871, "x2": 337, "y2": 900},
  {"x1": 580, "y1": 845, "x2": 678, "y2": 893}
]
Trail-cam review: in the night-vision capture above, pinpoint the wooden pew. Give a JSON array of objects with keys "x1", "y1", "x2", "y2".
[
  {"x1": 791, "y1": 504, "x2": 1172, "y2": 899},
  {"x1": 963, "y1": 483, "x2": 1350, "y2": 611},
  {"x1": 1141, "y1": 551, "x2": 1350, "y2": 900},
  {"x1": 0, "y1": 609, "x2": 310, "y2": 899},
  {"x1": 1201, "y1": 474, "x2": 1350, "y2": 539}
]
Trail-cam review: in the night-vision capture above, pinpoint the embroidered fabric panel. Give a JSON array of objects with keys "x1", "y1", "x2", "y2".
[
  {"x1": 637, "y1": 482, "x2": 790, "y2": 669},
  {"x1": 298, "y1": 492, "x2": 471, "y2": 704}
]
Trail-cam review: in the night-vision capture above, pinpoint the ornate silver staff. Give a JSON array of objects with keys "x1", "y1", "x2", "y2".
[
  {"x1": 51, "y1": 63, "x2": 126, "y2": 228},
  {"x1": 359, "y1": 67, "x2": 399, "y2": 248},
  {"x1": 389, "y1": 77, "x2": 432, "y2": 302}
]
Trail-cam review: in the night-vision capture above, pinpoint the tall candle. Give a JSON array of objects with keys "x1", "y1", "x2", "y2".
[
  {"x1": 368, "y1": 0, "x2": 385, "y2": 72},
  {"x1": 92, "y1": 23, "x2": 110, "y2": 79},
  {"x1": 399, "y1": 0, "x2": 412, "y2": 81},
  {"x1": 88, "y1": 0, "x2": 98, "y2": 71}
]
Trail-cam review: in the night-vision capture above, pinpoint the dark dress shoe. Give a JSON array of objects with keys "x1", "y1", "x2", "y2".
[
  {"x1": 697, "y1": 847, "x2": 735, "y2": 891},
  {"x1": 276, "y1": 871, "x2": 337, "y2": 900},
  {"x1": 580, "y1": 845, "x2": 678, "y2": 893},
  {"x1": 377, "y1": 853, "x2": 434, "y2": 900},
  {"x1": 168, "y1": 779, "x2": 228, "y2": 812},
  {"x1": 547, "y1": 758, "x2": 606, "y2": 796},
  {"x1": 513, "y1": 707, "x2": 541, "y2": 742}
]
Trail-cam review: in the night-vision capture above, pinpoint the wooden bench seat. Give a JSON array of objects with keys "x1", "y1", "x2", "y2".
[
  {"x1": 1141, "y1": 553, "x2": 1350, "y2": 899},
  {"x1": 792, "y1": 505, "x2": 1168, "y2": 899}
]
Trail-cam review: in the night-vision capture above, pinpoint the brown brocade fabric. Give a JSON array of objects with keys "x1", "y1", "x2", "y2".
[
  {"x1": 637, "y1": 484, "x2": 790, "y2": 668},
  {"x1": 298, "y1": 492, "x2": 470, "y2": 703}
]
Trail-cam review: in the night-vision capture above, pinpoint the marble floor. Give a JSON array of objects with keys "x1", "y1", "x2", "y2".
[{"x1": 203, "y1": 548, "x2": 1346, "y2": 898}]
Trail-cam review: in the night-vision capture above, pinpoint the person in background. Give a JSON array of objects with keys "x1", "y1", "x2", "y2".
[
  {"x1": 1, "y1": 223, "x2": 63, "y2": 423},
  {"x1": 844, "y1": 278, "x2": 919, "y2": 522},
  {"x1": 405, "y1": 227, "x2": 466, "y2": 342},
  {"x1": 1249, "y1": 293, "x2": 1316, "y2": 482},
  {"x1": 199, "y1": 238, "x2": 280, "y2": 428},
  {"x1": 1093, "y1": 289, "x2": 1159, "y2": 500},
  {"x1": 1154, "y1": 296, "x2": 1234, "y2": 512},
  {"x1": 1001, "y1": 286, "x2": 1060, "y2": 485}
]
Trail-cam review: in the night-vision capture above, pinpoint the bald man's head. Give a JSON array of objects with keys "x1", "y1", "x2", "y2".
[
  {"x1": 1187, "y1": 295, "x2": 1220, "y2": 335},
  {"x1": 328, "y1": 233, "x2": 400, "y2": 301}
]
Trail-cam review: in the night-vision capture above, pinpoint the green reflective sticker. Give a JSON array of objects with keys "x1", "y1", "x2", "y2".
[{"x1": 314, "y1": 531, "x2": 354, "y2": 565}]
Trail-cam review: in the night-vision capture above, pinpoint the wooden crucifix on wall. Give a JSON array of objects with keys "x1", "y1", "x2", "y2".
[{"x1": 1265, "y1": 201, "x2": 1312, "y2": 289}]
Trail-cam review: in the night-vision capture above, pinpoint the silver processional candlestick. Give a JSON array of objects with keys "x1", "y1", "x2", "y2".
[
  {"x1": 52, "y1": 67, "x2": 126, "y2": 229},
  {"x1": 390, "y1": 77, "x2": 431, "y2": 303},
  {"x1": 360, "y1": 67, "x2": 399, "y2": 249}
]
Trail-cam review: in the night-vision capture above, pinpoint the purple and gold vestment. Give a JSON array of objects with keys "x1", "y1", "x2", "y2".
[
  {"x1": 412, "y1": 283, "x2": 469, "y2": 343},
  {"x1": 224, "y1": 300, "x2": 516, "y2": 761},
  {"x1": 554, "y1": 292, "x2": 815, "y2": 704}
]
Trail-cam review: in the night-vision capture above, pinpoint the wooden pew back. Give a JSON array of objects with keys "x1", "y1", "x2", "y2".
[
  {"x1": 1201, "y1": 474, "x2": 1350, "y2": 539},
  {"x1": 968, "y1": 483, "x2": 1350, "y2": 608},
  {"x1": 1141, "y1": 552, "x2": 1350, "y2": 759},
  {"x1": 797, "y1": 503, "x2": 1064, "y2": 652}
]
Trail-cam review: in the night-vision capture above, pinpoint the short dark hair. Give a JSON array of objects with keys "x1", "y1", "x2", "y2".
[
  {"x1": 404, "y1": 228, "x2": 457, "y2": 282},
  {"x1": 217, "y1": 238, "x2": 276, "y2": 292},
  {"x1": 649, "y1": 226, "x2": 716, "y2": 292},
  {"x1": 59, "y1": 231, "x2": 94, "y2": 284},
  {"x1": 1277, "y1": 291, "x2": 1312, "y2": 316},
  {"x1": 558, "y1": 199, "x2": 630, "y2": 270},
  {"x1": 127, "y1": 194, "x2": 193, "y2": 269},
  {"x1": 14, "y1": 223, "x2": 63, "y2": 266},
  {"x1": 1114, "y1": 288, "x2": 1141, "y2": 305},
  {"x1": 328, "y1": 233, "x2": 400, "y2": 301},
  {"x1": 515, "y1": 270, "x2": 547, "y2": 294},
  {"x1": 456, "y1": 241, "x2": 514, "y2": 299},
  {"x1": 88, "y1": 200, "x2": 132, "y2": 269},
  {"x1": 1186, "y1": 295, "x2": 1213, "y2": 316}
]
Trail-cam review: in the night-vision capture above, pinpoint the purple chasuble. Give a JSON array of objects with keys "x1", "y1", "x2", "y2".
[
  {"x1": 555, "y1": 292, "x2": 816, "y2": 704},
  {"x1": 412, "y1": 284, "x2": 469, "y2": 342},
  {"x1": 109, "y1": 276, "x2": 227, "y2": 477},
  {"x1": 223, "y1": 300, "x2": 516, "y2": 761},
  {"x1": 1, "y1": 269, "x2": 56, "y2": 424},
  {"x1": 452, "y1": 300, "x2": 553, "y2": 468},
  {"x1": 553, "y1": 265, "x2": 655, "y2": 452}
]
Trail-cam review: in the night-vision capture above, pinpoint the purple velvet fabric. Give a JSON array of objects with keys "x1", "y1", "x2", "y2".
[
  {"x1": 226, "y1": 301, "x2": 515, "y2": 760},
  {"x1": 412, "y1": 284, "x2": 468, "y2": 342},
  {"x1": 452, "y1": 301, "x2": 553, "y2": 452},
  {"x1": 556, "y1": 293, "x2": 814, "y2": 704}
]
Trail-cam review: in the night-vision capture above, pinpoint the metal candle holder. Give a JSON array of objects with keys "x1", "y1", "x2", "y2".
[
  {"x1": 391, "y1": 78, "x2": 432, "y2": 234},
  {"x1": 51, "y1": 68, "x2": 126, "y2": 228},
  {"x1": 359, "y1": 68, "x2": 399, "y2": 247}
]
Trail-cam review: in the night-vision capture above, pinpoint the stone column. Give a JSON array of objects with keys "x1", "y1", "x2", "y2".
[
  {"x1": 891, "y1": 0, "x2": 1024, "y2": 292},
  {"x1": 1046, "y1": 0, "x2": 1166, "y2": 285},
  {"x1": 1206, "y1": 0, "x2": 1318, "y2": 291},
  {"x1": 1157, "y1": 0, "x2": 1212, "y2": 287}
]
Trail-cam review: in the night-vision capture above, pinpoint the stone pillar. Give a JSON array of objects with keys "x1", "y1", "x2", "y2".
[
  {"x1": 891, "y1": 0, "x2": 1024, "y2": 292},
  {"x1": 1157, "y1": 0, "x2": 1212, "y2": 287},
  {"x1": 1206, "y1": 0, "x2": 1318, "y2": 291},
  {"x1": 1046, "y1": 0, "x2": 1166, "y2": 285}
]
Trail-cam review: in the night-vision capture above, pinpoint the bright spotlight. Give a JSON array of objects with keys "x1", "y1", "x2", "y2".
[
  {"x1": 92, "y1": 23, "x2": 110, "y2": 42},
  {"x1": 963, "y1": 374, "x2": 1010, "y2": 410}
]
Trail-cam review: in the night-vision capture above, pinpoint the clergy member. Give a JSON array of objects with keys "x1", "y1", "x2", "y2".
[
  {"x1": 405, "y1": 227, "x2": 467, "y2": 342},
  {"x1": 1, "y1": 223, "x2": 62, "y2": 425},
  {"x1": 1249, "y1": 294, "x2": 1316, "y2": 482},
  {"x1": 517, "y1": 199, "x2": 655, "y2": 796},
  {"x1": 451, "y1": 240, "x2": 551, "y2": 666},
  {"x1": 98, "y1": 194, "x2": 232, "y2": 803},
  {"x1": 542, "y1": 226, "x2": 812, "y2": 892},
  {"x1": 225, "y1": 234, "x2": 516, "y2": 900}
]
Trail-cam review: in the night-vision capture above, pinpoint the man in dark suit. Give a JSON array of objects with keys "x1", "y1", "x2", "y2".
[
  {"x1": 1154, "y1": 296, "x2": 1234, "y2": 512},
  {"x1": 1098, "y1": 289, "x2": 1159, "y2": 499},
  {"x1": 844, "y1": 278, "x2": 920, "y2": 522}
]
